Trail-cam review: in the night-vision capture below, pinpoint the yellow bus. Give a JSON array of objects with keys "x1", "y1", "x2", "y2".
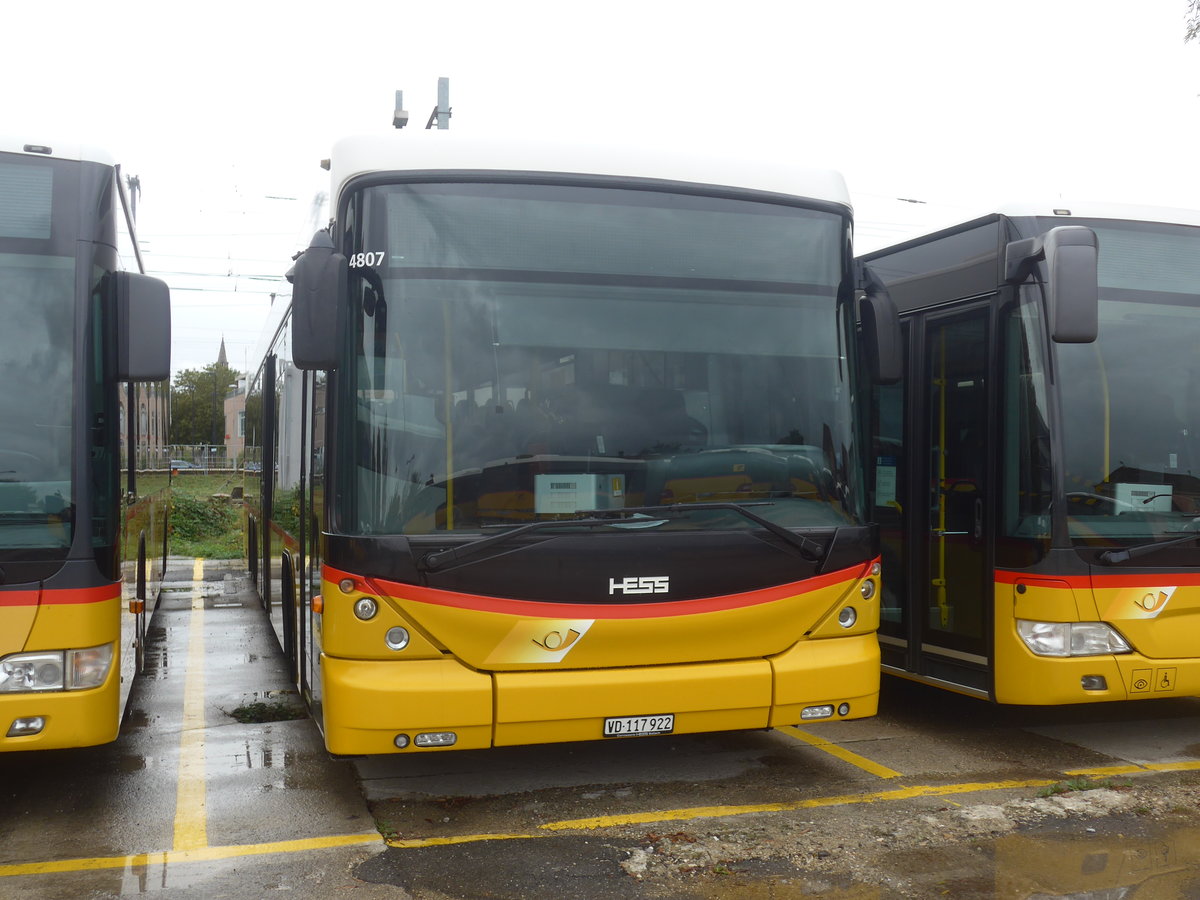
[
  {"x1": 0, "y1": 140, "x2": 171, "y2": 750},
  {"x1": 244, "y1": 131, "x2": 899, "y2": 754},
  {"x1": 862, "y1": 203, "x2": 1200, "y2": 704}
]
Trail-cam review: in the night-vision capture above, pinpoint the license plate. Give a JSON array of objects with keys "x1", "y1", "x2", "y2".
[{"x1": 603, "y1": 714, "x2": 674, "y2": 737}]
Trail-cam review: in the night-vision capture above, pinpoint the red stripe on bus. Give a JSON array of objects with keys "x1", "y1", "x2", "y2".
[
  {"x1": 0, "y1": 584, "x2": 119, "y2": 607},
  {"x1": 268, "y1": 520, "x2": 300, "y2": 552},
  {"x1": 994, "y1": 570, "x2": 1200, "y2": 589},
  {"x1": 324, "y1": 560, "x2": 876, "y2": 620}
]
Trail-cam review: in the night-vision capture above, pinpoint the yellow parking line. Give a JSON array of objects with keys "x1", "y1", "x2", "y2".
[
  {"x1": 1062, "y1": 764, "x2": 1148, "y2": 776},
  {"x1": 537, "y1": 778, "x2": 1053, "y2": 832},
  {"x1": 777, "y1": 725, "x2": 903, "y2": 779},
  {"x1": 15, "y1": 762, "x2": 1200, "y2": 874},
  {"x1": 0, "y1": 833, "x2": 382, "y2": 878},
  {"x1": 172, "y1": 558, "x2": 208, "y2": 852},
  {"x1": 388, "y1": 833, "x2": 538, "y2": 849},
  {"x1": 1065, "y1": 760, "x2": 1200, "y2": 777},
  {"x1": 1145, "y1": 760, "x2": 1200, "y2": 772}
]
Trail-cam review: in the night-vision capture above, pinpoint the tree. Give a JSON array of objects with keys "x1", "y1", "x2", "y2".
[
  {"x1": 1188, "y1": 0, "x2": 1200, "y2": 42},
  {"x1": 170, "y1": 361, "x2": 239, "y2": 445}
]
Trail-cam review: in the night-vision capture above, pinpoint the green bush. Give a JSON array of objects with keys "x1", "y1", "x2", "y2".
[{"x1": 170, "y1": 493, "x2": 242, "y2": 558}]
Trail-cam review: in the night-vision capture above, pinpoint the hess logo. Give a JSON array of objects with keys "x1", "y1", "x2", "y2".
[{"x1": 609, "y1": 576, "x2": 669, "y2": 595}]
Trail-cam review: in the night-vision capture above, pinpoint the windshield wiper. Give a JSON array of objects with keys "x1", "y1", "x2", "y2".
[
  {"x1": 589, "y1": 502, "x2": 826, "y2": 562},
  {"x1": 1098, "y1": 517, "x2": 1200, "y2": 565},
  {"x1": 419, "y1": 516, "x2": 629, "y2": 572},
  {"x1": 418, "y1": 502, "x2": 825, "y2": 573}
]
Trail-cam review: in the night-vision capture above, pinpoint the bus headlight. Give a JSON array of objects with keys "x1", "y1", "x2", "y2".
[
  {"x1": 67, "y1": 644, "x2": 114, "y2": 690},
  {"x1": 1016, "y1": 621, "x2": 1132, "y2": 657},
  {"x1": 0, "y1": 652, "x2": 65, "y2": 692},
  {"x1": 353, "y1": 597, "x2": 379, "y2": 620},
  {"x1": 0, "y1": 643, "x2": 115, "y2": 693}
]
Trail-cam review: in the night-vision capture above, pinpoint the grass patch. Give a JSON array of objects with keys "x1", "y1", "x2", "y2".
[
  {"x1": 1037, "y1": 775, "x2": 1132, "y2": 798},
  {"x1": 168, "y1": 473, "x2": 247, "y2": 559},
  {"x1": 375, "y1": 818, "x2": 402, "y2": 842},
  {"x1": 226, "y1": 700, "x2": 307, "y2": 723}
]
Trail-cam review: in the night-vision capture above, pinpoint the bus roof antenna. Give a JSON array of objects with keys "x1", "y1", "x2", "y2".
[
  {"x1": 393, "y1": 91, "x2": 409, "y2": 129},
  {"x1": 425, "y1": 77, "x2": 451, "y2": 130}
]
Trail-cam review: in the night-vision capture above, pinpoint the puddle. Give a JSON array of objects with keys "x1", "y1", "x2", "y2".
[
  {"x1": 124, "y1": 707, "x2": 151, "y2": 730},
  {"x1": 991, "y1": 825, "x2": 1200, "y2": 897},
  {"x1": 227, "y1": 739, "x2": 295, "y2": 771},
  {"x1": 116, "y1": 754, "x2": 149, "y2": 773},
  {"x1": 141, "y1": 626, "x2": 170, "y2": 680}
]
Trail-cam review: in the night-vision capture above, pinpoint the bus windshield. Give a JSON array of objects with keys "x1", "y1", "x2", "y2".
[
  {"x1": 1054, "y1": 219, "x2": 1200, "y2": 546},
  {"x1": 338, "y1": 181, "x2": 859, "y2": 536},
  {"x1": 0, "y1": 158, "x2": 75, "y2": 555}
]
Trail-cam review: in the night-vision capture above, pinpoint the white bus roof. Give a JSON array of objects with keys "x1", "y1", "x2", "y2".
[
  {"x1": 0, "y1": 138, "x2": 114, "y2": 167},
  {"x1": 997, "y1": 201, "x2": 1200, "y2": 229},
  {"x1": 327, "y1": 132, "x2": 850, "y2": 210}
]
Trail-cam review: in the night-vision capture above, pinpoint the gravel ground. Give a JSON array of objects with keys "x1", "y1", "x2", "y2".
[{"x1": 608, "y1": 770, "x2": 1200, "y2": 897}]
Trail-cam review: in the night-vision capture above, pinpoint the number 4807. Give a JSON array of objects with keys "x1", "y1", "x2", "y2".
[{"x1": 349, "y1": 251, "x2": 386, "y2": 267}]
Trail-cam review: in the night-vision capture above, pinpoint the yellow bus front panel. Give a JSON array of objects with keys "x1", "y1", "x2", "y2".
[
  {"x1": 494, "y1": 658, "x2": 771, "y2": 747},
  {"x1": 321, "y1": 639, "x2": 880, "y2": 755},
  {"x1": 0, "y1": 675, "x2": 121, "y2": 751},
  {"x1": 323, "y1": 560, "x2": 879, "y2": 670},
  {"x1": 316, "y1": 560, "x2": 881, "y2": 754},
  {"x1": 1, "y1": 590, "x2": 123, "y2": 752},
  {"x1": 321, "y1": 656, "x2": 495, "y2": 755},
  {"x1": 769, "y1": 631, "x2": 880, "y2": 725},
  {"x1": 994, "y1": 576, "x2": 1200, "y2": 705}
]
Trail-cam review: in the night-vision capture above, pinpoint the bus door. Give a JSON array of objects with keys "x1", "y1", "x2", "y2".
[{"x1": 918, "y1": 307, "x2": 992, "y2": 690}]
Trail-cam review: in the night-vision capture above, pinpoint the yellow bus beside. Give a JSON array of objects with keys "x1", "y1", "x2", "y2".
[
  {"x1": 863, "y1": 203, "x2": 1200, "y2": 704},
  {"x1": 0, "y1": 140, "x2": 171, "y2": 750}
]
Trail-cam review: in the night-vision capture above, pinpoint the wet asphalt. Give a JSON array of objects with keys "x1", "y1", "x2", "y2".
[
  {"x1": 5, "y1": 557, "x2": 1200, "y2": 898},
  {"x1": 0, "y1": 558, "x2": 394, "y2": 900}
]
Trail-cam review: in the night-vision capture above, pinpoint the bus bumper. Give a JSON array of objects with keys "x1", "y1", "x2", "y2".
[
  {"x1": 994, "y1": 651, "x2": 1200, "y2": 705},
  {"x1": 0, "y1": 677, "x2": 120, "y2": 752},
  {"x1": 320, "y1": 633, "x2": 880, "y2": 755}
]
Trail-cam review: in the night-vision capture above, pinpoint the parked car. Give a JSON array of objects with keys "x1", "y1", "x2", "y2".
[{"x1": 170, "y1": 459, "x2": 198, "y2": 470}]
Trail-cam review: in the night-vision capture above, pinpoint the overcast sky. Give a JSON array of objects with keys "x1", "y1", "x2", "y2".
[{"x1": 4, "y1": 0, "x2": 1198, "y2": 376}]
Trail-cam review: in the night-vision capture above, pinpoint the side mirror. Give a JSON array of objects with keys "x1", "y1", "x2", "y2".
[
  {"x1": 291, "y1": 230, "x2": 347, "y2": 370},
  {"x1": 858, "y1": 264, "x2": 903, "y2": 384},
  {"x1": 1005, "y1": 225, "x2": 1098, "y2": 343},
  {"x1": 116, "y1": 271, "x2": 171, "y2": 381}
]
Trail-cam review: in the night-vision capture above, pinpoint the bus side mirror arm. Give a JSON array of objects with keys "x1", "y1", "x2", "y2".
[
  {"x1": 291, "y1": 230, "x2": 347, "y2": 371},
  {"x1": 857, "y1": 263, "x2": 902, "y2": 384},
  {"x1": 116, "y1": 272, "x2": 171, "y2": 381},
  {"x1": 1005, "y1": 225, "x2": 1098, "y2": 344}
]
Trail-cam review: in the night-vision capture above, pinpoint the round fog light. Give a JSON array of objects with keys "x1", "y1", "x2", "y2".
[
  {"x1": 838, "y1": 703, "x2": 850, "y2": 716},
  {"x1": 353, "y1": 597, "x2": 378, "y2": 620},
  {"x1": 838, "y1": 606, "x2": 858, "y2": 628},
  {"x1": 394, "y1": 733, "x2": 410, "y2": 749},
  {"x1": 860, "y1": 579, "x2": 876, "y2": 600},
  {"x1": 385, "y1": 627, "x2": 410, "y2": 651}
]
